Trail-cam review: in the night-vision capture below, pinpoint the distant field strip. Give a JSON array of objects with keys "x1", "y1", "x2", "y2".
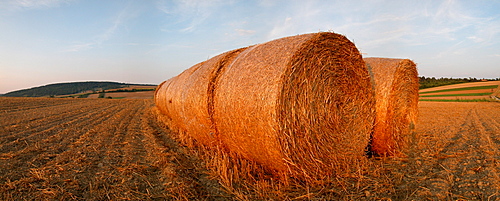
[
  {"x1": 419, "y1": 85, "x2": 498, "y2": 94},
  {"x1": 419, "y1": 99, "x2": 493, "y2": 102},
  {"x1": 420, "y1": 92, "x2": 492, "y2": 97}
]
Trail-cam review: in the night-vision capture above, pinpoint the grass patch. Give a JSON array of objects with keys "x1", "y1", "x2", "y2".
[
  {"x1": 419, "y1": 99, "x2": 494, "y2": 102},
  {"x1": 420, "y1": 92, "x2": 492, "y2": 97},
  {"x1": 419, "y1": 85, "x2": 498, "y2": 94}
]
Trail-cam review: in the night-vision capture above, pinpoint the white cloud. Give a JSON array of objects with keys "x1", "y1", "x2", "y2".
[
  {"x1": 155, "y1": 0, "x2": 227, "y2": 33},
  {"x1": 0, "y1": 0, "x2": 73, "y2": 11},
  {"x1": 64, "y1": 1, "x2": 137, "y2": 52},
  {"x1": 235, "y1": 29, "x2": 255, "y2": 36},
  {"x1": 64, "y1": 42, "x2": 94, "y2": 52},
  {"x1": 467, "y1": 36, "x2": 484, "y2": 43},
  {"x1": 268, "y1": 17, "x2": 294, "y2": 39}
]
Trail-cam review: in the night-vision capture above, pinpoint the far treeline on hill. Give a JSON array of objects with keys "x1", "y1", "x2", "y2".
[
  {"x1": 419, "y1": 77, "x2": 500, "y2": 89},
  {"x1": 1, "y1": 81, "x2": 156, "y2": 97}
]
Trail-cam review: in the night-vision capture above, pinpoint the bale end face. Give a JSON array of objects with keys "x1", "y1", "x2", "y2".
[{"x1": 364, "y1": 57, "x2": 419, "y2": 157}]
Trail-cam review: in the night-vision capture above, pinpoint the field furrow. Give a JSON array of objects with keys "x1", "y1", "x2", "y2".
[
  {"x1": 2, "y1": 97, "x2": 499, "y2": 200},
  {"x1": 0, "y1": 99, "x2": 111, "y2": 129},
  {"x1": 140, "y1": 107, "x2": 229, "y2": 200},
  {"x1": 0, "y1": 98, "x2": 78, "y2": 113},
  {"x1": 0, "y1": 101, "x2": 127, "y2": 184},
  {"x1": 408, "y1": 102, "x2": 500, "y2": 200},
  {"x1": 0, "y1": 100, "x2": 152, "y2": 199},
  {"x1": 0, "y1": 101, "x2": 122, "y2": 154}
]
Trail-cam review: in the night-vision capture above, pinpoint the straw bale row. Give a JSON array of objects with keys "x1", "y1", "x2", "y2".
[
  {"x1": 155, "y1": 32, "x2": 419, "y2": 180},
  {"x1": 155, "y1": 48, "x2": 247, "y2": 146}
]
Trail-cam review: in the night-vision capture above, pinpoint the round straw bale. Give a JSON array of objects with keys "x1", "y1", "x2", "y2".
[
  {"x1": 364, "y1": 57, "x2": 419, "y2": 157},
  {"x1": 155, "y1": 79, "x2": 171, "y2": 117},
  {"x1": 214, "y1": 32, "x2": 375, "y2": 179},
  {"x1": 155, "y1": 48, "x2": 247, "y2": 146}
]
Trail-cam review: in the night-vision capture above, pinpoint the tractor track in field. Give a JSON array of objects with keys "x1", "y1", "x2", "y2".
[{"x1": 410, "y1": 103, "x2": 500, "y2": 200}]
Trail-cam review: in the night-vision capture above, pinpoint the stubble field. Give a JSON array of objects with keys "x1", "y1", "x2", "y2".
[{"x1": 1, "y1": 97, "x2": 499, "y2": 200}]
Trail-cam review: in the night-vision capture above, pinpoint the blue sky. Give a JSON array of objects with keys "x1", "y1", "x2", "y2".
[{"x1": 1, "y1": 0, "x2": 499, "y2": 93}]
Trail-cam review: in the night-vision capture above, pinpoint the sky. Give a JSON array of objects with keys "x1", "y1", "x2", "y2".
[{"x1": 1, "y1": 0, "x2": 499, "y2": 93}]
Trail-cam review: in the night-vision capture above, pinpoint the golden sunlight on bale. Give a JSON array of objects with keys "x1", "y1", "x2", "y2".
[
  {"x1": 213, "y1": 32, "x2": 374, "y2": 179},
  {"x1": 155, "y1": 48, "x2": 247, "y2": 146},
  {"x1": 364, "y1": 57, "x2": 419, "y2": 157},
  {"x1": 155, "y1": 32, "x2": 375, "y2": 180}
]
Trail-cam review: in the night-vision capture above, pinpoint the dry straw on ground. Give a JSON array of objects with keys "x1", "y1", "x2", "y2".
[
  {"x1": 364, "y1": 57, "x2": 419, "y2": 157},
  {"x1": 156, "y1": 32, "x2": 376, "y2": 181}
]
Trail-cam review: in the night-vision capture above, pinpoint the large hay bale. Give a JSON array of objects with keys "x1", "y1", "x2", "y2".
[
  {"x1": 364, "y1": 57, "x2": 419, "y2": 157},
  {"x1": 213, "y1": 32, "x2": 375, "y2": 179},
  {"x1": 155, "y1": 48, "x2": 247, "y2": 146},
  {"x1": 154, "y1": 79, "x2": 171, "y2": 119}
]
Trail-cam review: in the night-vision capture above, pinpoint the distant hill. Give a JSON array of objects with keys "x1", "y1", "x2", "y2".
[{"x1": 2, "y1": 81, "x2": 156, "y2": 97}]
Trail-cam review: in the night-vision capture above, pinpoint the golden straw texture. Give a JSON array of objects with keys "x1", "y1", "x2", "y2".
[
  {"x1": 214, "y1": 32, "x2": 375, "y2": 179},
  {"x1": 155, "y1": 48, "x2": 246, "y2": 146},
  {"x1": 364, "y1": 57, "x2": 419, "y2": 157}
]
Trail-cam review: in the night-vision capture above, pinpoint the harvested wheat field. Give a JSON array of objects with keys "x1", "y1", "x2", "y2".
[
  {"x1": 1, "y1": 97, "x2": 500, "y2": 200},
  {"x1": 420, "y1": 80, "x2": 500, "y2": 102},
  {"x1": 419, "y1": 81, "x2": 500, "y2": 93},
  {"x1": 0, "y1": 97, "x2": 228, "y2": 200}
]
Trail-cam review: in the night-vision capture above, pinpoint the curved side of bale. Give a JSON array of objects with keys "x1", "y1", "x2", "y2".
[
  {"x1": 155, "y1": 79, "x2": 172, "y2": 119},
  {"x1": 279, "y1": 33, "x2": 375, "y2": 179},
  {"x1": 214, "y1": 34, "x2": 314, "y2": 173},
  {"x1": 156, "y1": 48, "x2": 247, "y2": 146},
  {"x1": 158, "y1": 64, "x2": 201, "y2": 133},
  {"x1": 364, "y1": 57, "x2": 419, "y2": 157},
  {"x1": 207, "y1": 48, "x2": 249, "y2": 136},
  {"x1": 214, "y1": 32, "x2": 374, "y2": 179}
]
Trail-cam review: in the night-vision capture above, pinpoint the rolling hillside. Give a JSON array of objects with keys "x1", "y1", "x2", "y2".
[{"x1": 2, "y1": 82, "x2": 156, "y2": 98}]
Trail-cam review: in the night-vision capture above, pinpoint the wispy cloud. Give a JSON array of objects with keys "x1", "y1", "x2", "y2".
[
  {"x1": 0, "y1": 0, "x2": 73, "y2": 11},
  {"x1": 64, "y1": 1, "x2": 137, "y2": 52},
  {"x1": 268, "y1": 17, "x2": 294, "y2": 39},
  {"x1": 235, "y1": 28, "x2": 255, "y2": 36},
  {"x1": 65, "y1": 42, "x2": 94, "y2": 52},
  {"x1": 155, "y1": 0, "x2": 226, "y2": 33}
]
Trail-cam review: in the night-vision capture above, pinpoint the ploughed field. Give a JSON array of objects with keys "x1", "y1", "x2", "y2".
[{"x1": 1, "y1": 97, "x2": 499, "y2": 200}]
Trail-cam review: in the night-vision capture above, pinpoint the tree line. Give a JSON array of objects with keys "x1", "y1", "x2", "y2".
[{"x1": 419, "y1": 77, "x2": 499, "y2": 89}]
